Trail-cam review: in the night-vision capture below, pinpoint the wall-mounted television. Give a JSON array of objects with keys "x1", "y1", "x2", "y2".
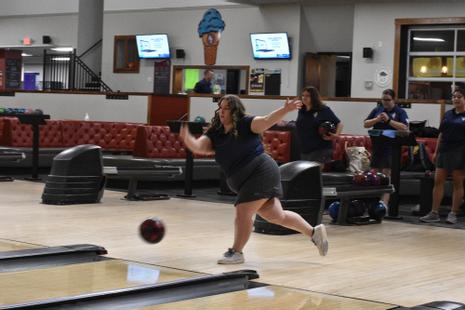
[
  {"x1": 136, "y1": 34, "x2": 171, "y2": 59},
  {"x1": 250, "y1": 32, "x2": 291, "y2": 60}
]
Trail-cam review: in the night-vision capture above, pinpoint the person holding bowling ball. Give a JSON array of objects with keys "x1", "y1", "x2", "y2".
[
  {"x1": 420, "y1": 87, "x2": 465, "y2": 224},
  {"x1": 296, "y1": 86, "x2": 343, "y2": 166},
  {"x1": 364, "y1": 89, "x2": 409, "y2": 208},
  {"x1": 180, "y1": 94, "x2": 329, "y2": 264}
]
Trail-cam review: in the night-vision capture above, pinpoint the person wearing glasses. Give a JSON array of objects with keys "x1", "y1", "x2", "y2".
[
  {"x1": 296, "y1": 86, "x2": 343, "y2": 165},
  {"x1": 420, "y1": 87, "x2": 465, "y2": 224},
  {"x1": 364, "y1": 89, "x2": 409, "y2": 207}
]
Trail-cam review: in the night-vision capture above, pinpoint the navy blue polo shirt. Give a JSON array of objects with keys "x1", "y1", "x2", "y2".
[
  {"x1": 205, "y1": 115, "x2": 264, "y2": 176},
  {"x1": 366, "y1": 105, "x2": 409, "y2": 156},
  {"x1": 194, "y1": 79, "x2": 212, "y2": 93},
  {"x1": 296, "y1": 106, "x2": 340, "y2": 153},
  {"x1": 439, "y1": 109, "x2": 465, "y2": 151}
]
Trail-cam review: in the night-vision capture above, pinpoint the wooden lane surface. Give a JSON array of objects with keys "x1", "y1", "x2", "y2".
[
  {"x1": 3, "y1": 181, "x2": 465, "y2": 307},
  {"x1": 0, "y1": 259, "x2": 200, "y2": 307},
  {"x1": 0, "y1": 239, "x2": 39, "y2": 252},
  {"x1": 144, "y1": 286, "x2": 393, "y2": 310}
]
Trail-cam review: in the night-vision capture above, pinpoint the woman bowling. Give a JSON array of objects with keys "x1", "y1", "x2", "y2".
[
  {"x1": 420, "y1": 87, "x2": 465, "y2": 224},
  {"x1": 180, "y1": 94, "x2": 328, "y2": 264}
]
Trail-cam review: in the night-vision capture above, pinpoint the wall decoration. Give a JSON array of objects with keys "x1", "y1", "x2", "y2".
[{"x1": 198, "y1": 9, "x2": 225, "y2": 65}]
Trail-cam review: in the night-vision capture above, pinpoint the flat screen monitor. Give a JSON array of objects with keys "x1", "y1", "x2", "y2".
[
  {"x1": 136, "y1": 34, "x2": 171, "y2": 59},
  {"x1": 250, "y1": 32, "x2": 291, "y2": 60}
]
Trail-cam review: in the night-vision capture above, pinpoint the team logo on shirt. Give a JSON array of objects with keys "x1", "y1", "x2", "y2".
[{"x1": 313, "y1": 112, "x2": 318, "y2": 118}]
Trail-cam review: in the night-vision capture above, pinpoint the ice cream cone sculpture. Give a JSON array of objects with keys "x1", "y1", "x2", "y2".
[{"x1": 198, "y1": 9, "x2": 225, "y2": 65}]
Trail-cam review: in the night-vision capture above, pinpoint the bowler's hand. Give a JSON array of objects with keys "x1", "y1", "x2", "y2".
[
  {"x1": 284, "y1": 97, "x2": 303, "y2": 112},
  {"x1": 179, "y1": 123, "x2": 190, "y2": 141},
  {"x1": 322, "y1": 132, "x2": 338, "y2": 141},
  {"x1": 379, "y1": 112, "x2": 389, "y2": 122}
]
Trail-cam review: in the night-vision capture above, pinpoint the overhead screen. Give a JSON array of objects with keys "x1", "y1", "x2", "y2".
[
  {"x1": 250, "y1": 32, "x2": 291, "y2": 60},
  {"x1": 136, "y1": 34, "x2": 171, "y2": 59}
]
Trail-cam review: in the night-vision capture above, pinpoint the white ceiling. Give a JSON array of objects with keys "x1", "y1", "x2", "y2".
[{"x1": 227, "y1": 0, "x2": 447, "y2": 4}]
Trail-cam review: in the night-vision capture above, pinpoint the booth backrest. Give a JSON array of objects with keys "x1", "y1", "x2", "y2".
[
  {"x1": 0, "y1": 119, "x2": 139, "y2": 151},
  {"x1": 1, "y1": 118, "x2": 63, "y2": 147},
  {"x1": 416, "y1": 137, "x2": 438, "y2": 161},
  {"x1": 332, "y1": 135, "x2": 372, "y2": 161},
  {"x1": 133, "y1": 125, "x2": 187, "y2": 158},
  {"x1": 63, "y1": 121, "x2": 138, "y2": 151},
  {"x1": 133, "y1": 125, "x2": 292, "y2": 163}
]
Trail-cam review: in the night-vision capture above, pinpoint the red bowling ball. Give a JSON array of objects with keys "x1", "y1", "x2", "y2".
[
  {"x1": 139, "y1": 217, "x2": 166, "y2": 244},
  {"x1": 353, "y1": 172, "x2": 367, "y2": 186}
]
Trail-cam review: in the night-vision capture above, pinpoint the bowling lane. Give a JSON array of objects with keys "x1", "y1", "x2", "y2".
[
  {"x1": 0, "y1": 239, "x2": 39, "y2": 252},
  {"x1": 144, "y1": 286, "x2": 393, "y2": 310},
  {"x1": 0, "y1": 259, "x2": 200, "y2": 307}
]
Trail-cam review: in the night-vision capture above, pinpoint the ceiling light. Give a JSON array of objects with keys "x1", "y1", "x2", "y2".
[
  {"x1": 413, "y1": 37, "x2": 445, "y2": 42},
  {"x1": 21, "y1": 53, "x2": 33, "y2": 57},
  {"x1": 51, "y1": 47, "x2": 73, "y2": 52},
  {"x1": 52, "y1": 57, "x2": 70, "y2": 61}
]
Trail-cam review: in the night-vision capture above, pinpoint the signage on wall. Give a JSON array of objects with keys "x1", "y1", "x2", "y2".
[
  {"x1": 375, "y1": 67, "x2": 392, "y2": 88},
  {"x1": 153, "y1": 60, "x2": 171, "y2": 95},
  {"x1": 250, "y1": 68, "x2": 265, "y2": 92}
]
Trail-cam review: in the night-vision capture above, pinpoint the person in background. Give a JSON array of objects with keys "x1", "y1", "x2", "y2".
[
  {"x1": 194, "y1": 69, "x2": 214, "y2": 94},
  {"x1": 296, "y1": 86, "x2": 343, "y2": 166},
  {"x1": 420, "y1": 87, "x2": 465, "y2": 224},
  {"x1": 180, "y1": 94, "x2": 329, "y2": 264},
  {"x1": 363, "y1": 88, "x2": 409, "y2": 208}
]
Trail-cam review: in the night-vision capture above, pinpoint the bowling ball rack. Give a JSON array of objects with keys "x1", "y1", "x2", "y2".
[{"x1": 323, "y1": 184, "x2": 394, "y2": 225}]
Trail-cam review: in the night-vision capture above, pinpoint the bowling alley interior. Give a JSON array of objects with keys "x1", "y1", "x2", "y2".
[{"x1": 1, "y1": 0, "x2": 465, "y2": 309}]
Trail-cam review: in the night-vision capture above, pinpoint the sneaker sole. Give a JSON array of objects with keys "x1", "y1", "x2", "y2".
[
  {"x1": 217, "y1": 260, "x2": 244, "y2": 265},
  {"x1": 419, "y1": 219, "x2": 440, "y2": 223},
  {"x1": 445, "y1": 220, "x2": 457, "y2": 224},
  {"x1": 315, "y1": 225, "x2": 328, "y2": 256}
]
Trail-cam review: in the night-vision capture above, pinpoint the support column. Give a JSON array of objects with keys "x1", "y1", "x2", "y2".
[{"x1": 77, "y1": 0, "x2": 103, "y2": 75}]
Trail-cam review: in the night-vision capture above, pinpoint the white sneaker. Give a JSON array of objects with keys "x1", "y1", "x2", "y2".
[
  {"x1": 446, "y1": 212, "x2": 457, "y2": 224},
  {"x1": 217, "y1": 248, "x2": 245, "y2": 264},
  {"x1": 312, "y1": 224, "x2": 328, "y2": 256},
  {"x1": 420, "y1": 212, "x2": 440, "y2": 223}
]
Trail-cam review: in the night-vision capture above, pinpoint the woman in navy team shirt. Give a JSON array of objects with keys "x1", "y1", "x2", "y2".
[
  {"x1": 296, "y1": 86, "x2": 343, "y2": 165},
  {"x1": 180, "y1": 95, "x2": 328, "y2": 264},
  {"x1": 364, "y1": 89, "x2": 409, "y2": 207},
  {"x1": 420, "y1": 87, "x2": 465, "y2": 224}
]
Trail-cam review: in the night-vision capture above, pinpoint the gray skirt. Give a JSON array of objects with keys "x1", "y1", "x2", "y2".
[
  {"x1": 226, "y1": 153, "x2": 283, "y2": 205},
  {"x1": 436, "y1": 144, "x2": 465, "y2": 172}
]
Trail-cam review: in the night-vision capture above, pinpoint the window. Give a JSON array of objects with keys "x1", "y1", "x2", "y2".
[
  {"x1": 406, "y1": 27, "x2": 465, "y2": 100},
  {"x1": 113, "y1": 35, "x2": 139, "y2": 73}
]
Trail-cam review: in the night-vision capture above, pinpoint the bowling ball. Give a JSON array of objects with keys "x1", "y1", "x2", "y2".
[
  {"x1": 365, "y1": 172, "x2": 381, "y2": 186},
  {"x1": 353, "y1": 172, "x2": 367, "y2": 186},
  {"x1": 328, "y1": 201, "x2": 340, "y2": 220},
  {"x1": 139, "y1": 217, "x2": 166, "y2": 244},
  {"x1": 349, "y1": 200, "x2": 366, "y2": 217},
  {"x1": 376, "y1": 172, "x2": 390, "y2": 185},
  {"x1": 368, "y1": 201, "x2": 387, "y2": 222},
  {"x1": 318, "y1": 121, "x2": 336, "y2": 137},
  {"x1": 194, "y1": 116, "x2": 206, "y2": 123}
]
